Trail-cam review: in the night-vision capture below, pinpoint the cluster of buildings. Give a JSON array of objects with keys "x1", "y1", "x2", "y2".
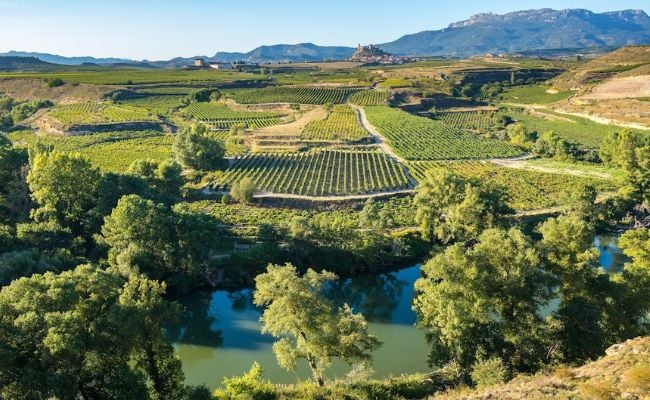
[{"x1": 350, "y1": 44, "x2": 408, "y2": 65}]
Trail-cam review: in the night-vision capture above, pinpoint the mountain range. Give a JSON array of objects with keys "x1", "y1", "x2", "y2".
[{"x1": 1, "y1": 8, "x2": 649, "y2": 67}]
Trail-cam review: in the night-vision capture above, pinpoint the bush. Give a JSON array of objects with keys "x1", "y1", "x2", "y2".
[
  {"x1": 213, "y1": 362, "x2": 276, "y2": 400},
  {"x1": 230, "y1": 177, "x2": 257, "y2": 203},
  {"x1": 46, "y1": 78, "x2": 64, "y2": 88},
  {"x1": 470, "y1": 356, "x2": 508, "y2": 389}
]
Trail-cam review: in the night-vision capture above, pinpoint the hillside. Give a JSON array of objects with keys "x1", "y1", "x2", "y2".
[
  {"x1": 433, "y1": 336, "x2": 650, "y2": 400},
  {"x1": 379, "y1": 9, "x2": 650, "y2": 57},
  {"x1": 554, "y1": 45, "x2": 650, "y2": 90},
  {"x1": 0, "y1": 56, "x2": 62, "y2": 71}
]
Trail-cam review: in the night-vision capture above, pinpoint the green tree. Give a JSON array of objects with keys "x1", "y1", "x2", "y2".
[
  {"x1": 413, "y1": 169, "x2": 512, "y2": 243},
  {"x1": 0, "y1": 265, "x2": 202, "y2": 399},
  {"x1": 0, "y1": 137, "x2": 30, "y2": 224},
  {"x1": 230, "y1": 177, "x2": 257, "y2": 203},
  {"x1": 102, "y1": 195, "x2": 222, "y2": 291},
  {"x1": 27, "y1": 152, "x2": 101, "y2": 234},
  {"x1": 102, "y1": 195, "x2": 177, "y2": 282},
  {"x1": 253, "y1": 264, "x2": 381, "y2": 386},
  {"x1": 413, "y1": 228, "x2": 552, "y2": 374},
  {"x1": 127, "y1": 158, "x2": 184, "y2": 200},
  {"x1": 173, "y1": 124, "x2": 225, "y2": 171},
  {"x1": 507, "y1": 123, "x2": 537, "y2": 148}
]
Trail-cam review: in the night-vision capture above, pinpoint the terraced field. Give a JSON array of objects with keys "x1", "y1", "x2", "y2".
[
  {"x1": 182, "y1": 102, "x2": 284, "y2": 130},
  {"x1": 407, "y1": 160, "x2": 617, "y2": 210},
  {"x1": 432, "y1": 111, "x2": 496, "y2": 132},
  {"x1": 300, "y1": 105, "x2": 369, "y2": 143},
  {"x1": 48, "y1": 103, "x2": 157, "y2": 124},
  {"x1": 365, "y1": 106, "x2": 522, "y2": 160},
  {"x1": 213, "y1": 148, "x2": 411, "y2": 196},
  {"x1": 225, "y1": 86, "x2": 363, "y2": 104},
  {"x1": 349, "y1": 90, "x2": 391, "y2": 106}
]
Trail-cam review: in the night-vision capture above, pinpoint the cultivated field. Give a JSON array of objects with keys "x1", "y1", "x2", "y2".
[
  {"x1": 213, "y1": 148, "x2": 411, "y2": 197},
  {"x1": 365, "y1": 106, "x2": 522, "y2": 160}
]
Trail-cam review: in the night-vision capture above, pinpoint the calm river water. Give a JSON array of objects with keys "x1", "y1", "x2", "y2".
[{"x1": 172, "y1": 234, "x2": 626, "y2": 388}]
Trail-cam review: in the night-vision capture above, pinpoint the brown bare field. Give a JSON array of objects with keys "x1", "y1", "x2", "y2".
[
  {"x1": 554, "y1": 99, "x2": 650, "y2": 129},
  {"x1": 0, "y1": 78, "x2": 115, "y2": 103},
  {"x1": 581, "y1": 75, "x2": 650, "y2": 100}
]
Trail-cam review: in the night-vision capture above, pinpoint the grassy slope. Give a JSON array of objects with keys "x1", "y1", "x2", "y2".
[{"x1": 433, "y1": 336, "x2": 650, "y2": 400}]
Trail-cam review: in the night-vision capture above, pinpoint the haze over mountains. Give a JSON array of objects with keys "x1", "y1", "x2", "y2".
[{"x1": 1, "y1": 8, "x2": 649, "y2": 67}]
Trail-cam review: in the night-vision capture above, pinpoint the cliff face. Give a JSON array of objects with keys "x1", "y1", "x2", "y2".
[{"x1": 433, "y1": 336, "x2": 650, "y2": 400}]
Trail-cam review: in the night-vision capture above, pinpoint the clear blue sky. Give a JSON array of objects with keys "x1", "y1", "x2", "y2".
[{"x1": 0, "y1": 0, "x2": 647, "y2": 60}]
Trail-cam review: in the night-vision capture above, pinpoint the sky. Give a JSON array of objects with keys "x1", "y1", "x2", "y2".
[{"x1": 0, "y1": 0, "x2": 647, "y2": 60}]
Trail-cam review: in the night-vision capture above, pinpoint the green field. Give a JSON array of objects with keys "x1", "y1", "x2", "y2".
[
  {"x1": 225, "y1": 86, "x2": 363, "y2": 104},
  {"x1": 300, "y1": 105, "x2": 369, "y2": 143},
  {"x1": 432, "y1": 111, "x2": 496, "y2": 132},
  {"x1": 49, "y1": 103, "x2": 157, "y2": 124},
  {"x1": 497, "y1": 85, "x2": 573, "y2": 104},
  {"x1": 365, "y1": 106, "x2": 522, "y2": 160},
  {"x1": 213, "y1": 148, "x2": 411, "y2": 197},
  {"x1": 8, "y1": 130, "x2": 173, "y2": 172},
  {"x1": 0, "y1": 69, "x2": 262, "y2": 85},
  {"x1": 182, "y1": 102, "x2": 284, "y2": 130},
  {"x1": 504, "y1": 109, "x2": 641, "y2": 148},
  {"x1": 407, "y1": 161, "x2": 617, "y2": 210},
  {"x1": 349, "y1": 90, "x2": 391, "y2": 106},
  {"x1": 118, "y1": 95, "x2": 186, "y2": 115}
]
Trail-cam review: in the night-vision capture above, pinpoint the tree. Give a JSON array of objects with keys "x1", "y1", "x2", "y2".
[
  {"x1": 413, "y1": 228, "x2": 552, "y2": 374},
  {"x1": 102, "y1": 195, "x2": 222, "y2": 291},
  {"x1": 507, "y1": 123, "x2": 537, "y2": 148},
  {"x1": 102, "y1": 195, "x2": 177, "y2": 282},
  {"x1": 27, "y1": 152, "x2": 101, "y2": 234},
  {"x1": 127, "y1": 158, "x2": 184, "y2": 200},
  {"x1": 253, "y1": 264, "x2": 380, "y2": 386},
  {"x1": 539, "y1": 214, "x2": 645, "y2": 362},
  {"x1": 413, "y1": 169, "x2": 512, "y2": 243},
  {"x1": 0, "y1": 138, "x2": 30, "y2": 224},
  {"x1": 173, "y1": 124, "x2": 225, "y2": 171},
  {"x1": 230, "y1": 177, "x2": 257, "y2": 203},
  {"x1": 0, "y1": 265, "x2": 203, "y2": 399},
  {"x1": 561, "y1": 183, "x2": 597, "y2": 221}
]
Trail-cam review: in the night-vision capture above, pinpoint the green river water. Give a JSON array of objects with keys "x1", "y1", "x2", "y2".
[{"x1": 172, "y1": 234, "x2": 627, "y2": 388}]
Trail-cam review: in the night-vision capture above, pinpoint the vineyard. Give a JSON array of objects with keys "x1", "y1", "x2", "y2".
[
  {"x1": 182, "y1": 102, "x2": 285, "y2": 130},
  {"x1": 504, "y1": 109, "x2": 639, "y2": 148},
  {"x1": 407, "y1": 161, "x2": 617, "y2": 210},
  {"x1": 225, "y1": 86, "x2": 363, "y2": 104},
  {"x1": 213, "y1": 148, "x2": 411, "y2": 197},
  {"x1": 349, "y1": 90, "x2": 391, "y2": 106},
  {"x1": 432, "y1": 111, "x2": 496, "y2": 132},
  {"x1": 119, "y1": 95, "x2": 185, "y2": 115},
  {"x1": 48, "y1": 103, "x2": 156, "y2": 124},
  {"x1": 7, "y1": 130, "x2": 172, "y2": 172},
  {"x1": 300, "y1": 105, "x2": 369, "y2": 143},
  {"x1": 364, "y1": 106, "x2": 522, "y2": 160}
]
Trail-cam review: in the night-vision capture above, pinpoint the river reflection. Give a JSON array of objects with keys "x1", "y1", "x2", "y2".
[{"x1": 173, "y1": 235, "x2": 625, "y2": 388}]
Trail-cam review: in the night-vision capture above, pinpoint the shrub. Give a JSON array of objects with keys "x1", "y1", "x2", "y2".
[
  {"x1": 46, "y1": 78, "x2": 64, "y2": 88},
  {"x1": 213, "y1": 362, "x2": 276, "y2": 400},
  {"x1": 230, "y1": 177, "x2": 257, "y2": 203},
  {"x1": 470, "y1": 356, "x2": 508, "y2": 389}
]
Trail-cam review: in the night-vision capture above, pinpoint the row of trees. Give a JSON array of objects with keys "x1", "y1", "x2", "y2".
[{"x1": 410, "y1": 168, "x2": 650, "y2": 384}]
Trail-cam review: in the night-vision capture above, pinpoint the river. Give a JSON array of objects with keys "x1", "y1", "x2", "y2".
[{"x1": 172, "y1": 234, "x2": 626, "y2": 388}]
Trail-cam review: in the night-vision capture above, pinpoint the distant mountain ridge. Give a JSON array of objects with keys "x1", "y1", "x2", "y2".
[
  {"x1": 0, "y1": 51, "x2": 134, "y2": 66},
  {"x1": 2, "y1": 8, "x2": 649, "y2": 66},
  {"x1": 379, "y1": 8, "x2": 650, "y2": 57}
]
